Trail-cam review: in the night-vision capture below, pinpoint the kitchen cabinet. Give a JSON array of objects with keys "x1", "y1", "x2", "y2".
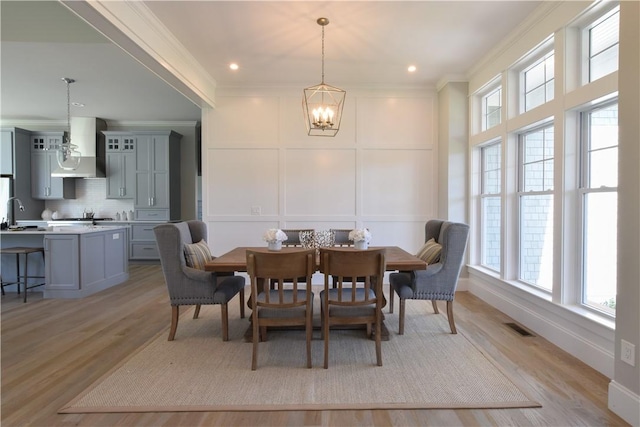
[
  {"x1": 134, "y1": 131, "x2": 181, "y2": 221},
  {"x1": 129, "y1": 222, "x2": 161, "y2": 260},
  {"x1": 1, "y1": 128, "x2": 44, "y2": 221},
  {"x1": 42, "y1": 226, "x2": 128, "y2": 298},
  {"x1": 103, "y1": 131, "x2": 136, "y2": 199},
  {"x1": 1, "y1": 130, "x2": 14, "y2": 175},
  {"x1": 30, "y1": 132, "x2": 76, "y2": 200}
]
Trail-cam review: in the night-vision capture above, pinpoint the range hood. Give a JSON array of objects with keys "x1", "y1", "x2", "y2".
[{"x1": 51, "y1": 117, "x2": 107, "y2": 178}]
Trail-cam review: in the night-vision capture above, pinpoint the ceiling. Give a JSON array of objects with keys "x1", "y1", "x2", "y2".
[{"x1": 1, "y1": 1, "x2": 543, "y2": 123}]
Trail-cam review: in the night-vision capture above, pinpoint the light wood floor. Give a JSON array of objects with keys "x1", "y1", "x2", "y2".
[{"x1": 1, "y1": 265, "x2": 628, "y2": 426}]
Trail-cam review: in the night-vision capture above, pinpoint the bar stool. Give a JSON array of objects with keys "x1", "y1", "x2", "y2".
[{"x1": 0, "y1": 247, "x2": 46, "y2": 303}]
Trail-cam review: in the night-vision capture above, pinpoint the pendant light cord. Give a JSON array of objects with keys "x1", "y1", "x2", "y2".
[{"x1": 66, "y1": 79, "x2": 71, "y2": 144}]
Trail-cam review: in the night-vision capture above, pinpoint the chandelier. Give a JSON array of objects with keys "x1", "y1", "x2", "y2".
[
  {"x1": 57, "y1": 77, "x2": 81, "y2": 170},
  {"x1": 302, "y1": 17, "x2": 346, "y2": 137}
]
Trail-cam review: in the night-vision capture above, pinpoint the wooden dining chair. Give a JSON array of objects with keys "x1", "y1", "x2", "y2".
[
  {"x1": 281, "y1": 229, "x2": 315, "y2": 247},
  {"x1": 319, "y1": 247, "x2": 386, "y2": 368},
  {"x1": 269, "y1": 229, "x2": 315, "y2": 290},
  {"x1": 330, "y1": 229, "x2": 354, "y2": 247},
  {"x1": 246, "y1": 248, "x2": 316, "y2": 370}
]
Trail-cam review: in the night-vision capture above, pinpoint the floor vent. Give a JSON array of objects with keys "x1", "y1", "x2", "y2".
[{"x1": 505, "y1": 322, "x2": 535, "y2": 337}]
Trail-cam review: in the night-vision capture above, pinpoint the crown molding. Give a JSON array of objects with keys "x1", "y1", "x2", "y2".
[
  {"x1": 436, "y1": 75, "x2": 469, "y2": 92},
  {"x1": 466, "y1": 1, "x2": 564, "y2": 78},
  {"x1": 0, "y1": 119, "x2": 66, "y2": 128},
  {"x1": 105, "y1": 120, "x2": 199, "y2": 128}
]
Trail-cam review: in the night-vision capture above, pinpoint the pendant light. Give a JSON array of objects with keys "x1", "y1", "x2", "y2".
[
  {"x1": 303, "y1": 17, "x2": 346, "y2": 137},
  {"x1": 57, "y1": 77, "x2": 81, "y2": 170}
]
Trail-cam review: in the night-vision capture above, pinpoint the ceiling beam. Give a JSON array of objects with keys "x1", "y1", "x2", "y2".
[{"x1": 59, "y1": 0, "x2": 217, "y2": 110}]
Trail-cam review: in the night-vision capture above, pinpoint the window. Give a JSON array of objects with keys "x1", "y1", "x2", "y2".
[
  {"x1": 581, "y1": 102, "x2": 618, "y2": 314},
  {"x1": 481, "y1": 142, "x2": 501, "y2": 271},
  {"x1": 518, "y1": 125, "x2": 554, "y2": 290},
  {"x1": 523, "y1": 52, "x2": 554, "y2": 111},
  {"x1": 482, "y1": 87, "x2": 502, "y2": 131},
  {"x1": 588, "y1": 7, "x2": 619, "y2": 82}
]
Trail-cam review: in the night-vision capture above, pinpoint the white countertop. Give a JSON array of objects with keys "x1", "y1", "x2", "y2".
[{"x1": 0, "y1": 225, "x2": 129, "y2": 235}]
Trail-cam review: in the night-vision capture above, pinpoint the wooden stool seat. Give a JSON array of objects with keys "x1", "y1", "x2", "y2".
[{"x1": 0, "y1": 247, "x2": 45, "y2": 303}]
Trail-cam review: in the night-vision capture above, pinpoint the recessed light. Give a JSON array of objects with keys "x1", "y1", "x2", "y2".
[
  {"x1": 408, "y1": 65, "x2": 417, "y2": 73},
  {"x1": 71, "y1": 102, "x2": 85, "y2": 107},
  {"x1": 229, "y1": 63, "x2": 239, "y2": 71}
]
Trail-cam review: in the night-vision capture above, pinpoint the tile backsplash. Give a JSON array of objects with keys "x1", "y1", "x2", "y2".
[{"x1": 44, "y1": 179, "x2": 134, "y2": 220}]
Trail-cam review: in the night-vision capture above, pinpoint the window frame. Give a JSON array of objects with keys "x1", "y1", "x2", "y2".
[
  {"x1": 517, "y1": 122, "x2": 555, "y2": 291},
  {"x1": 578, "y1": 99, "x2": 618, "y2": 316},
  {"x1": 480, "y1": 140, "x2": 502, "y2": 271},
  {"x1": 521, "y1": 50, "x2": 555, "y2": 112},
  {"x1": 481, "y1": 86, "x2": 502, "y2": 132},
  {"x1": 582, "y1": 5, "x2": 620, "y2": 84}
]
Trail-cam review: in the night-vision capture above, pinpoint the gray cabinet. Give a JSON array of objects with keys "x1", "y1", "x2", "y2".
[
  {"x1": 44, "y1": 234, "x2": 80, "y2": 290},
  {"x1": 1, "y1": 130, "x2": 14, "y2": 175},
  {"x1": 44, "y1": 227, "x2": 128, "y2": 298},
  {"x1": 103, "y1": 132, "x2": 136, "y2": 199},
  {"x1": 130, "y1": 222, "x2": 160, "y2": 260},
  {"x1": 1, "y1": 128, "x2": 44, "y2": 220},
  {"x1": 30, "y1": 132, "x2": 76, "y2": 200},
  {"x1": 134, "y1": 131, "x2": 181, "y2": 220}
]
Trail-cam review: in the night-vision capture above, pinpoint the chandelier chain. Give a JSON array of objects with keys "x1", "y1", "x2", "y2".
[{"x1": 321, "y1": 24, "x2": 325, "y2": 84}]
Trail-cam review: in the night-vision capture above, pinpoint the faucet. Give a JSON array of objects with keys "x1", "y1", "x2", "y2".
[{"x1": 7, "y1": 197, "x2": 25, "y2": 226}]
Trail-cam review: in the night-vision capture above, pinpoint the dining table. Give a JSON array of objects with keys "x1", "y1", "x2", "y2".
[
  {"x1": 204, "y1": 246, "x2": 427, "y2": 341},
  {"x1": 204, "y1": 245, "x2": 427, "y2": 274}
]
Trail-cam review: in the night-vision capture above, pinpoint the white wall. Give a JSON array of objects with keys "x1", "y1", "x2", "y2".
[
  {"x1": 201, "y1": 87, "x2": 438, "y2": 257},
  {"x1": 609, "y1": 1, "x2": 640, "y2": 424}
]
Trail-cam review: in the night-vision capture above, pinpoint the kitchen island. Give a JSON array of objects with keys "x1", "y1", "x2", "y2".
[{"x1": 0, "y1": 226, "x2": 129, "y2": 299}]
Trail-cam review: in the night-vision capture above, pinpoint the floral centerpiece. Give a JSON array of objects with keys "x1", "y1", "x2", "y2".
[
  {"x1": 349, "y1": 228, "x2": 372, "y2": 249},
  {"x1": 263, "y1": 228, "x2": 288, "y2": 251}
]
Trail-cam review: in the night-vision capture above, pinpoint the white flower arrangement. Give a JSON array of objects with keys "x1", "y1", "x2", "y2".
[
  {"x1": 263, "y1": 228, "x2": 288, "y2": 243},
  {"x1": 349, "y1": 228, "x2": 371, "y2": 243}
]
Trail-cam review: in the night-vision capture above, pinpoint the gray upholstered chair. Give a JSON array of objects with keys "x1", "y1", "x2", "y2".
[
  {"x1": 389, "y1": 220, "x2": 469, "y2": 335},
  {"x1": 154, "y1": 221, "x2": 245, "y2": 341}
]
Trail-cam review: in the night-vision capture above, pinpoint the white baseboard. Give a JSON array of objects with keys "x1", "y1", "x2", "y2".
[{"x1": 608, "y1": 381, "x2": 640, "y2": 426}]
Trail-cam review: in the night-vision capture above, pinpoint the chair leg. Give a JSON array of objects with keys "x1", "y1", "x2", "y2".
[
  {"x1": 239, "y1": 287, "x2": 245, "y2": 319},
  {"x1": 306, "y1": 304, "x2": 313, "y2": 368},
  {"x1": 221, "y1": 303, "x2": 229, "y2": 341},
  {"x1": 431, "y1": 300, "x2": 439, "y2": 314},
  {"x1": 399, "y1": 298, "x2": 406, "y2": 335},
  {"x1": 323, "y1": 300, "x2": 329, "y2": 369},
  {"x1": 168, "y1": 306, "x2": 179, "y2": 341},
  {"x1": 446, "y1": 300, "x2": 457, "y2": 334},
  {"x1": 375, "y1": 307, "x2": 382, "y2": 366},
  {"x1": 193, "y1": 304, "x2": 201, "y2": 319},
  {"x1": 251, "y1": 306, "x2": 259, "y2": 370},
  {"x1": 389, "y1": 283, "x2": 394, "y2": 314}
]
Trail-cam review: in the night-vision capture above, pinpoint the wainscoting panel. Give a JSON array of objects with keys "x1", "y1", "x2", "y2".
[
  {"x1": 210, "y1": 96, "x2": 279, "y2": 145},
  {"x1": 206, "y1": 148, "x2": 279, "y2": 216},
  {"x1": 209, "y1": 221, "x2": 279, "y2": 256},
  {"x1": 357, "y1": 96, "x2": 435, "y2": 147},
  {"x1": 202, "y1": 88, "x2": 437, "y2": 256},
  {"x1": 361, "y1": 149, "x2": 435, "y2": 217},
  {"x1": 284, "y1": 148, "x2": 356, "y2": 216},
  {"x1": 365, "y1": 220, "x2": 428, "y2": 253}
]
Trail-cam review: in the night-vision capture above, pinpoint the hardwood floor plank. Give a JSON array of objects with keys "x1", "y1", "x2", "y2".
[{"x1": 0, "y1": 265, "x2": 628, "y2": 426}]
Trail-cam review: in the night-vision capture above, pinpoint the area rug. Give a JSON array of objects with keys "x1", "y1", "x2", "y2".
[{"x1": 60, "y1": 298, "x2": 540, "y2": 413}]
